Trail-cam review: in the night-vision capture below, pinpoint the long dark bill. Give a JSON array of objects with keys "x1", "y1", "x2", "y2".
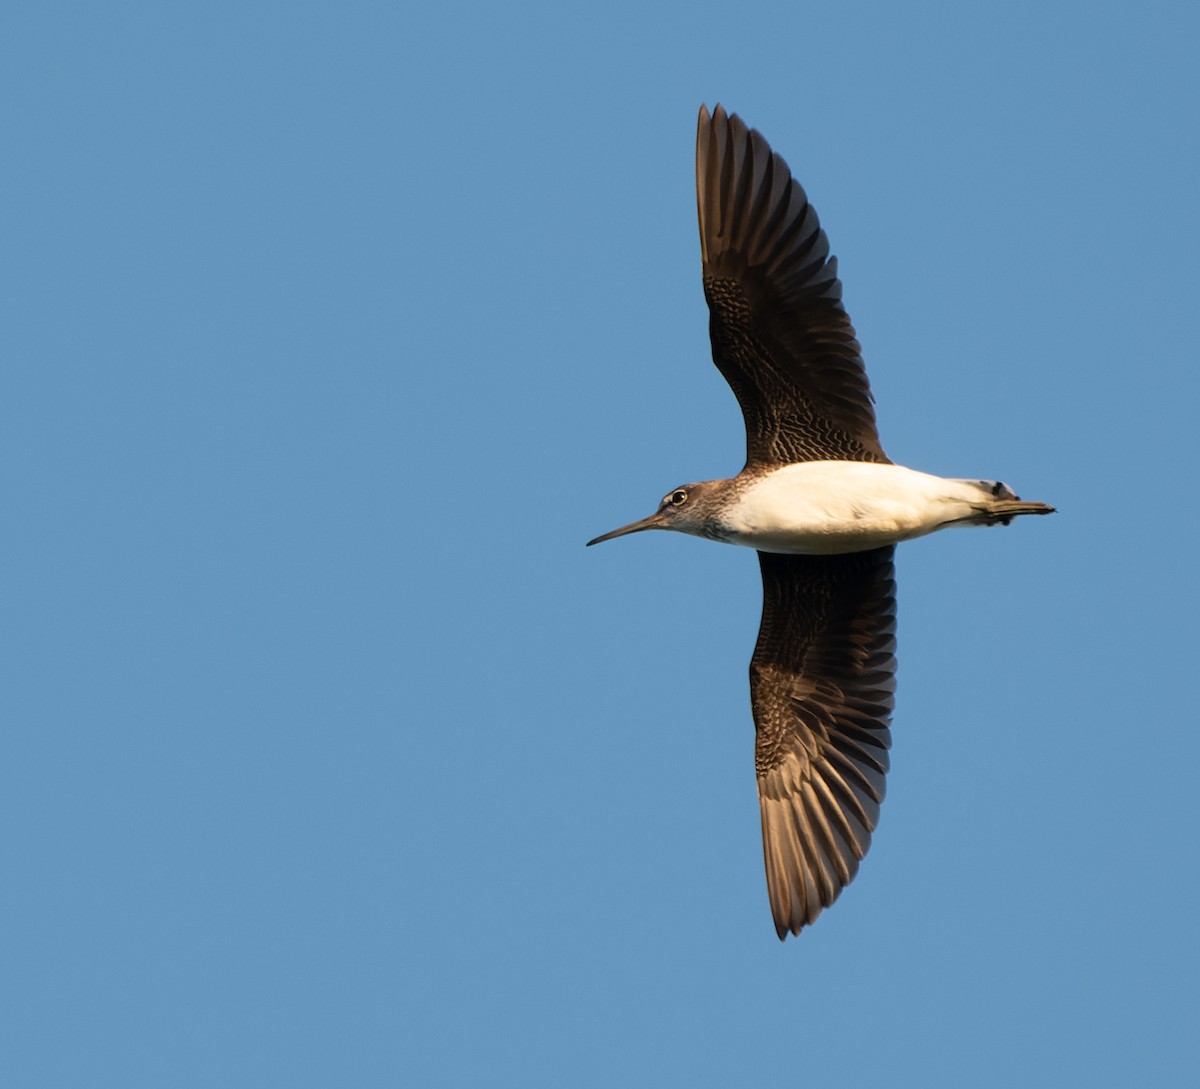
[{"x1": 586, "y1": 511, "x2": 667, "y2": 547}]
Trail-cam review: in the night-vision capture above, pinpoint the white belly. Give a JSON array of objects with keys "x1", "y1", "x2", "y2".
[{"x1": 721, "y1": 461, "x2": 994, "y2": 555}]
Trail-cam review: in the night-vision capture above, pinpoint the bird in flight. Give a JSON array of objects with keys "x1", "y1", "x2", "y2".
[{"x1": 588, "y1": 105, "x2": 1053, "y2": 939}]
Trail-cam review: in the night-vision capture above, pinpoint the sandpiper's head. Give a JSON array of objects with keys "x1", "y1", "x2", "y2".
[{"x1": 587, "y1": 481, "x2": 727, "y2": 546}]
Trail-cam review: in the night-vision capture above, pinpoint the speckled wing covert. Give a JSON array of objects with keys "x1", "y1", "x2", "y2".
[
  {"x1": 753, "y1": 547, "x2": 897, "y2": 937},
  {"x1": 696, "y1": 104, "x2": 889, "y2": 469}
]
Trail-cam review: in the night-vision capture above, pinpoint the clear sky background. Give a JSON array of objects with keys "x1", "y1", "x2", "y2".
[{"x1": 3, "y1": 1, "x2": 1197, "y2": 1085}]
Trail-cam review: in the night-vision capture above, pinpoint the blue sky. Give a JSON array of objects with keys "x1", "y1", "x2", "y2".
[{"x1": 3, "y1": 1, "x2": 1197, "y2": 1085}]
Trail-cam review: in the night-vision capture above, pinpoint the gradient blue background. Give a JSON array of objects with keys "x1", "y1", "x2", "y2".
[{"x1": 4, "y1": 2, "x2": 1197, "y2": 1085}]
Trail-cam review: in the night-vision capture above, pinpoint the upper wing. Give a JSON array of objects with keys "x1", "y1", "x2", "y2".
[
  {"x1": 697, "y1": 105, "x2": 888, "y2": 468},
  {"x1": 751, "y1": 547, "x2": 897, "y2": 938}
]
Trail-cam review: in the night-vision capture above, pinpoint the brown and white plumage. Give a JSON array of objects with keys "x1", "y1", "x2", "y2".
[
  {"x1": 588, "y1": 105, "x2": 1052, "y2": 939},
  {"x1": 699, "y1": 104, "x2": 899, "y2": 935}
]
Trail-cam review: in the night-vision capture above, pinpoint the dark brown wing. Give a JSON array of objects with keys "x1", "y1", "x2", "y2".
[
  {"x1": 752, "y1": 547, "x2": 897, "y2": 938},
  {"x1": 697, "y1": 104, "x2": 889, "y2": 468}
]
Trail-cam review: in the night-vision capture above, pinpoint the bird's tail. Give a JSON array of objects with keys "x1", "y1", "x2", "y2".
[{"x1": 957, "y1": 479, "x2": 1055, "y2": 526}]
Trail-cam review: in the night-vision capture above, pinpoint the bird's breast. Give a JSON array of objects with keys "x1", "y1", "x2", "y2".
[{"x1": 719, "y1": 461, "x2": 983, "y2": 555}]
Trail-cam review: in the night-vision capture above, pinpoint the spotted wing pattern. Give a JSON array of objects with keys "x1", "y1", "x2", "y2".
[
  {"x1": 697, "y1": 104, "x2": 888, "y2": 468},
  {"x1": 752, "y1": 547, "x2": 897, "y2": 937}
]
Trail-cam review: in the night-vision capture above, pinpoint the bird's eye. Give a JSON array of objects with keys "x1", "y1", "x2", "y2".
[{"x1": 669, "y1": 489, "x2": 688, "y2": 507}]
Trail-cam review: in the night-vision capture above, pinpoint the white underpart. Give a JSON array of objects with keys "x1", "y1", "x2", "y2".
[{"x1": 721, "y1": 461, "x2": 1002, "y2": 555}]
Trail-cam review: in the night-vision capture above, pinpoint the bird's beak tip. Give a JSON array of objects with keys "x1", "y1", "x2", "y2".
[
  {"x1": 586, "y1": 513, "x2": 663, "y2": 547},
  {"x1": 585, "y1": 527, "x2": 631, "y2": 547}
]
